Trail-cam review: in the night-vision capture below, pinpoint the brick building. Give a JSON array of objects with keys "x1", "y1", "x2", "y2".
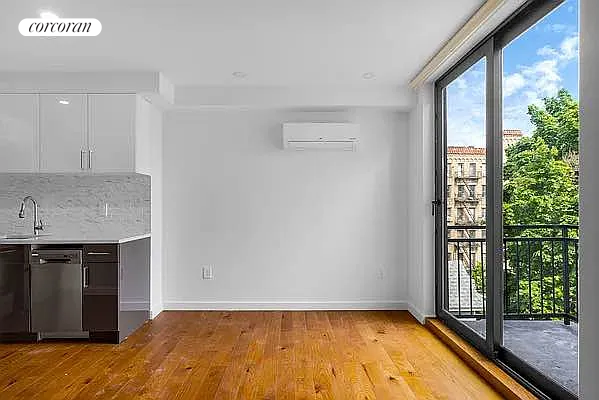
[
  {"x1": 446, "y1": 130, "x2": 523, "y2": 314},
  {"x1": 447, "y1": 129, "x2": 523, "y2": 233}
]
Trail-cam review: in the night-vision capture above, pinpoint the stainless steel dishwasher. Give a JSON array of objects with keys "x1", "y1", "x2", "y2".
[{"x1": 30, "y1": 249, "x2": 84, "y2": 336}]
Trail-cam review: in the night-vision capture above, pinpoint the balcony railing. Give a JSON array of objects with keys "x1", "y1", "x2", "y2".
[{"x1": 447, "y1": 224, "x2": 578, "y2": 325}]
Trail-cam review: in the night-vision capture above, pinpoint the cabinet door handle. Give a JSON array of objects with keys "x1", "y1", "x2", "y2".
[
  {"x1": 83, "y1": 265, "x2": 89, "y2": 288},
  {"x1": 0, "y1": 249, "x2": 17, "y2": 254},
  {"x1": 88, "y1": 150, "x2": 93, "y2": 170},
  {"x1": 80, "y1": 150, "x2": 86, "y2": 170},
  {"x1": 87, "y1": 251, "x2": 111, "y2": 256}
]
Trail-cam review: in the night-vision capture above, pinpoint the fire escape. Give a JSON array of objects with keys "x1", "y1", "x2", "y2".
[{"x1": 453, "y1": 168, "x2": 483, "y2": 269}]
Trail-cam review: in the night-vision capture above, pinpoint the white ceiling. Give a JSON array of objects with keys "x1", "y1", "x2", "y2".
[{"x1": 0, "y1": 0, "x2": 484, "y2": 87}]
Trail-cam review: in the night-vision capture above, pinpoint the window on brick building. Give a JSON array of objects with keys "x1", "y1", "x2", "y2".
[{"x1": 469, "y1": 163, "x2": 477, "y2": 177}]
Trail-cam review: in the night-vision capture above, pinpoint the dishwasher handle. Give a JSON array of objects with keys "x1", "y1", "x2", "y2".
[
  {"x1": 30, "y1": 250, "x2": 82, "y2": 265},
  {"x1": 38, "y1": 258, "x2": 76, "y2": 264}
]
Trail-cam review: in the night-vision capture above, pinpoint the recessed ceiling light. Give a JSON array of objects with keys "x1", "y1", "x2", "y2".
[
  {"x1": 58, "y1": 99, "x2": 70, "y2": 105},
  {"x1": 232, "y1": 71, "x2": 247, "y2": 78},
  {"x1": 362, "y1": 72, "x2": 376, "y2": 80},
  {"x1": 39, "y1": 10, "x2": 59, "y2": 19}
]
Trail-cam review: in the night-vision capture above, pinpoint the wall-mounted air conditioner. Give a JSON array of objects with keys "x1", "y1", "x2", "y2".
[{"x1": 282, "y1": 122, "x2": 360, "y2": 151}]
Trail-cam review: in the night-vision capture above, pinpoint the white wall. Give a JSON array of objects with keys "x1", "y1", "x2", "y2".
[
  {"x1": 162, "y1": 108, "x2": 409, "y2": 309},
  {"x1": 174, "y1": 85, "x2": 414, "y2": 109},
  {"x1": 579, "y1": 0, "x2": 599, "y2": 397},
  {"x1": 136, "y1": 97, "x2": 164, "y2": 317},
  {"x1": 407, "y1": 84, "x2": 436, "y2": 322}
]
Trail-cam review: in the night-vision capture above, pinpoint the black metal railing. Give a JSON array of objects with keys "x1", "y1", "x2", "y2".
[{"x1": 447, "y1": 224, "x2": 579, "y2": 324}]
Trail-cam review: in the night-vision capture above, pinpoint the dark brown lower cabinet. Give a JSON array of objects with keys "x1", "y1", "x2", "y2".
[
  {"x1": 82, "y1": 238, "x2": 150, "y2": 343},
  {"x1": 85, "y1": 262, "x2": 119, "y2": 291},
  {"x1": 0, "y1": 245, "x2": 31, "y2": 337},
  {"x1": 83, "y1": 295, "x2": 118, "y2": 332},
  {"x1": 82, "y1": 259, "x2": 119, "y2": 334},
  {"x1": 0, "y1": 237, "x2": 150, "y2": 344}
]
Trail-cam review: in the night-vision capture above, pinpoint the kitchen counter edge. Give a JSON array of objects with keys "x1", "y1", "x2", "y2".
[{"x1": 0, "y1": 233, "x2": 151, "y2": 245}]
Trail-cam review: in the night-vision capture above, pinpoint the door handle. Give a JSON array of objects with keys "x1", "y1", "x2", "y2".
[
  {"x1": 432, "y1": 199, "x2": 442, "y2": 216},
  {"x1": 88, "y1": 150, "x2": 93, "y2": 170},
  {"x1": 86, "y1": 252, "x2": 111, "y2": 256},
  {"x1": 80, "y1": 150, "x2": 86, "y2": 170},
  {"x1": 83, "y1": 265, "x2": 89, "y2": 288}
]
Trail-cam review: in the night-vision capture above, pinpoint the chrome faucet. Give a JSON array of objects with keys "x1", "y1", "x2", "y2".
[{"x1": 18, "y1": 196, "x2": 44, "y2": 235}]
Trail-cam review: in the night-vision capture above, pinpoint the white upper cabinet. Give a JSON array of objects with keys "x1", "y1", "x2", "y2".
[
  {"x1": 0, "y1": 94, "x2": 38, "y2": 172},
  {"x1": 0, "y1": 93, "x2": 149, "y2": 174},
  {"x1": 88, "y1": 94, "x2": 136, "y2": 172},
  {"x1": 39, "y1": 94, "x2": 87, "y2": 172}
]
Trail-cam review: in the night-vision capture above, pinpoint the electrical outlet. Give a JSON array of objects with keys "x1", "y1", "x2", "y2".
[
  {"x1": 202, "y1": 265, "x2": 214, "y2": 280},
  {"x1": 377, "y1": 268, "x2": 385, "y2": 280}
]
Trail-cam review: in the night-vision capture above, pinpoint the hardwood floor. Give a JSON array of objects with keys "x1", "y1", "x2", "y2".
[{"x1": 0, "y1": 311, "x2": 504, "y2": 399}]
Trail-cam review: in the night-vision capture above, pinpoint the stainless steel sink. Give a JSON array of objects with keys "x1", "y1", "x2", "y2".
[{"x1": 3, "y1": 233, "x2": 52, "y2": 240}]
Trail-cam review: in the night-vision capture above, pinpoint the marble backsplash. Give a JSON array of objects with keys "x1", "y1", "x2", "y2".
[{"x1": 0, "y1": 174, "x2": 150, "y2": 238}]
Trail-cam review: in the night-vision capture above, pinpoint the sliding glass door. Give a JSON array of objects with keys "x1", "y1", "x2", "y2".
[
  {"x1": 435, "y1": 0, "x2": 579, "y2": 398},
  {"x1": 435, "y1": 43, "x2": 495, "y2": 355},
  {"x1": 498, "y1": 1, "x2": 579, "y2": 398}
]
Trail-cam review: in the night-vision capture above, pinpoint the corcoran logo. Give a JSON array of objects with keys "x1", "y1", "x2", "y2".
[{"x1": 19, "y1": 18, "x2": 102, "y2": 36}]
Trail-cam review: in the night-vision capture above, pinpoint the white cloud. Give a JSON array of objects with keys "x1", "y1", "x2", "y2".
[
  {"x1": 547, "y1": 23, "x2": 568, "y2": 33},
  {"x1": 454, "y1": 77, "x2": 467, "y2": 90},
  {"x1": 523, "y1": 90, "x2": 542, "y2": 107},
  {"x1": 537, "y1": 45, "x2": 558, "y2": 58},
  {"x1": 521, "y1": 59, "x2": 561, "y2": 97},
  {"x1": 503, "y1": 73, "x2": 526, "y2": 97},
  {"x1": 446, "y1": 62, "x2": 486, "y2": 147},
  {"x1": 446, "y1": 25, "x2": 578, "y2": 143},
  {"x1": 502, "y1": 31, "x2": 578, "y2": 134},
  {"x1": 507, "y1": 34, "x2": 578, "y2": 105},
  {"x1": 535, "y1": 35, "x2": 578, "y2": 61},
  {"x1": 560, "y1": 35, "x2": 579, "y2": 60}
]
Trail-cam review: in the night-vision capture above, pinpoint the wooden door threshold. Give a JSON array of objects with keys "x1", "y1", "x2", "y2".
[{"x1": 426, "y1": 318, "x2": 538, "y2": 400}]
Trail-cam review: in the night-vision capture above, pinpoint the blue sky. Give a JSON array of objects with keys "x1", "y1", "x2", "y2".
[{"x1": 446, "y1": 0, "x2": 579, "y2": 147}]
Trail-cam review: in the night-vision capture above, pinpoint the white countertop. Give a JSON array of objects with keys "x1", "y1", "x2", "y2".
[{"x1": 0, "y1": 233, "x2": 151, "y2": 245}]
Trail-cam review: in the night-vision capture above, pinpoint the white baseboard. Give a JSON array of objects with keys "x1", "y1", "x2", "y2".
[
  {"x1": 150, "y1": 303, "x2": 164, "y2": 319},
  {"x1": 120, "y1": 301, "x2": 150, "y2": 312},
  {"x1": 163, "y1": 300, "x2": 409, "y2": 311},
  {"x1": 407, "y1": 302, "x2": 436, "y2": 324},
  {"x1": 155, "y1": 301, "x2": 435, "y2": 324},
  {"x1": 120, "y1": 301, "x2": 165, "y2": 319}
]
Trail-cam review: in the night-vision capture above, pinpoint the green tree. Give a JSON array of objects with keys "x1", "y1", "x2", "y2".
[
  {"x1": 500, "y1": 90, "x2": 580, "y2": 318},
  {"x1": 503, "y1": 136, "x2": 578, "y2": 226},
  {"x1": 527, "y1": 89, "x2": 579, "y2": 161}
]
